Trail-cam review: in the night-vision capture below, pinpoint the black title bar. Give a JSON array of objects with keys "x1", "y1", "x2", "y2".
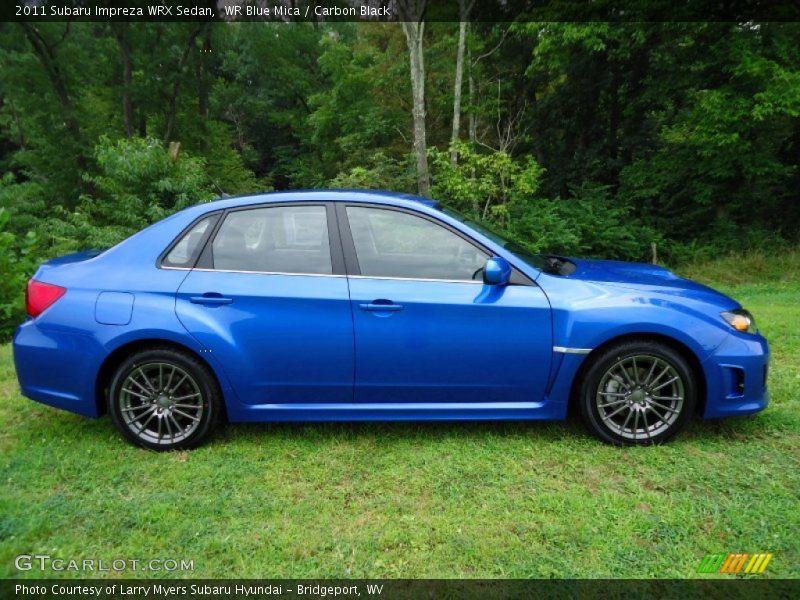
[{"x1": 2, "y1": 0, "x2": 800, "y2": 23}]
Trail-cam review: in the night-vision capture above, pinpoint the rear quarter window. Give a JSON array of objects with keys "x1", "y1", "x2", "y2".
[{"x1": 162, "y1": 215, "x2": 217, "y2": 268}]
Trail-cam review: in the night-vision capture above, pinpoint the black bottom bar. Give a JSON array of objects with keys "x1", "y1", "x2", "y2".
[{"x1": 2, "y1": 579, "x2": 799, "y2": 600}]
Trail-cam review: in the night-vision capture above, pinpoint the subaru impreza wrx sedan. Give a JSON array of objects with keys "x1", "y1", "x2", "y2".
[{"x1": 13, "y1": 191, "x2": 769, "y2": 450}]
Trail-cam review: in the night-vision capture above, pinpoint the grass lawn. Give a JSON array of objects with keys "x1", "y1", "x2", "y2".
[{"x1": 1, "y1": 258, "x2": 798, "y2": 579}]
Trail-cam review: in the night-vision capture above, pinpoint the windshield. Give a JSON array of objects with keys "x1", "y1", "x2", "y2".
[{"x1": 441, "y1": 207, "x2": 551, "y2": 271}]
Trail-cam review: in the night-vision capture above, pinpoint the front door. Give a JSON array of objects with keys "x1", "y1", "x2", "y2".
[
  {"x1": 175, "y1": 203, "x2": 353, "y2": 405},
  {"x1": 340, "y1": 205, "x2": 552, "y2": 404}
]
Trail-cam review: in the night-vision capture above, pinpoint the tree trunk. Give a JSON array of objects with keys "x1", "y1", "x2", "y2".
[
  {"x1": 113, "y1": 25, "x2": 135, "y2": 138},
  {"x1": 164, "y1": 25, "x2": 204, "y2": 144},
  {"x1": 467, "y1": 40, "x2": 477, "y2": 147},
  {"x1": 20, "y1": 22, "x2": 92, "y2": 191},
  {"x1": 20, "y1": 24, "x2": 82, "y2": 145},
  {"x1": 7, "y1": 96, "x2": 26, "y2": 149},
  {"x1": 450, "y1": 22, "x2": 467, "y2": 164},
  {"x1": 196, "y1": 28, "x2": 212, "y2": 149},
  {"x1": 465, "y1": 36, "x2": 480, "y2": 212},
  {"x1": 400, "y1": 1, "x2": 430, "y2": 197},
  {"x1": 450, "y1": 1, "x2": 473, "y2": 164},
  {"x1": 198, "y1": 30, "x2": 211, "y2": 121},
  {"x1": 607, "y1": 49, "x2": 620, "y2": 169}
]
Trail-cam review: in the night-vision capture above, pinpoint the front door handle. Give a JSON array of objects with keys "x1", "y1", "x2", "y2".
[
  {"x1": 360, "y1": 300, "x2": 404, "y2": 312},
  {"x1": 190, "y1": 293, "x2": 233, "y2": 306}
]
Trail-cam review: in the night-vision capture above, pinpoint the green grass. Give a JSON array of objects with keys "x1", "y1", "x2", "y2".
[
  {"x1": 676, "y1": 248, "x2": 800, "y2": 288},
  {"x1": 1, "y1": 263, "x2": 798, "y2": 579}
]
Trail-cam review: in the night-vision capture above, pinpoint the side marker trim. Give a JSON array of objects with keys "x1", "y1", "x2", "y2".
[{"x1": 553, "y1": 346, "x2": 592, "y2": 354}]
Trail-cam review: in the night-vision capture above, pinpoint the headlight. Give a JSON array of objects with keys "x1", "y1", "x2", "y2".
[{"x1": 721, "y1": 309, "x2": 758, "y2": 334}]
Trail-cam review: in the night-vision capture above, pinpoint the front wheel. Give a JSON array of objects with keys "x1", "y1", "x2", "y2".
[
  {"x1": 108, "y1": 347, "x2": 222, "y2": 450},
  {"x1": 579, "y1": 341, "x2": 696, "y2": 445}
]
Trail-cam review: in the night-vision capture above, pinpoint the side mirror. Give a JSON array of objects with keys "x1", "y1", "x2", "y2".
[{"x1": 483, "y1": 256, "x2": 511, "y2": 286}]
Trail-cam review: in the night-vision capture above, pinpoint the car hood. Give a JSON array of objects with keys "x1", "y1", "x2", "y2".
[{"x1": 565, "y1": 257, "x2": 739, "y2": 309}]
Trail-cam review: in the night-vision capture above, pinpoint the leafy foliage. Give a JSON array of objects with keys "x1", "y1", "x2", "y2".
[
  {"x1": 431, "y1": 144, "x2": 659, "y2": 259},
  {"x1": 44, "y1": 136, "x2": 216, "y2": 256},
  {"x1": 0, "y1": 21, "x2": 798, "y2": 336},
  {"x1": 0, "y1": 207, "x2": 38, "y2": 334},
  {"x1": 431, "y1": 142, "x2": 545, "y2": 219}
]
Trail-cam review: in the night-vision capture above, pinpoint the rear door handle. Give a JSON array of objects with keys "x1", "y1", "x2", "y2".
[
  {"x1": 190, "y1": 293, "x2": 233, "y2": 306},
  {"x1": 360, "y1": 301, "x2": 404, "y2": 312}
]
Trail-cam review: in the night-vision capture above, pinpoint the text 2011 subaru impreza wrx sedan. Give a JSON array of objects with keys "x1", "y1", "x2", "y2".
[{"x1": 13, "y1": 190, "x2": 769, "y2": 449}]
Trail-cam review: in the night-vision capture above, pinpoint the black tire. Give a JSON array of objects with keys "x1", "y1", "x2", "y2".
[
  {"x1": 578, "y1": 340, "x2": 696, "y2": 445},
  {"x1": 108, "y1": 346, "x2": 222, "y2": 450}
]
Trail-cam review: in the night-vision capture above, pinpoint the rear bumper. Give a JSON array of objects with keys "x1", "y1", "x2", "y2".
[
  {"x1": 702, "y1": 332, "x2": 769, "y2": 419},
  {"x1": 13, "y1": 320, "x2": 103, "y2": 417}
]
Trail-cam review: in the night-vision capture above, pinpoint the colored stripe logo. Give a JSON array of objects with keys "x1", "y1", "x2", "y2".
[{"x1": 697, "y1": 553, "x2": 773, "y2": 574}]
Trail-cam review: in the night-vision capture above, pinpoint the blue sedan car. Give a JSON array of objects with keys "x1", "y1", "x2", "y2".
[{"x1": 13, "y1": 190, "x2": 768, "y2": 449}]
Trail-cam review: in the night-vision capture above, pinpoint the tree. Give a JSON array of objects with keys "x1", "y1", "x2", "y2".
[
  {"x1": 164, "y1": 24, "x2": 205, "y2": 143},
  {"x1": 0, "y1": 19, "x2": 799, "y2": 339},
  {"x1": 112, "y1": 23, "x2": 135, "y2": 138},
  {"x1": 450, "y1": 0, "x2": 474, "y2": 164},
  {"x1": 398, "y1": 0, "x2": 431, "y2": 196}
]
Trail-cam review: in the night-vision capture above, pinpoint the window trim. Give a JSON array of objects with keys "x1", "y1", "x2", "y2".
[
  {"x1": 194, "y1": 202, "x2": 345, "y2": 277},
  {"x1": 335, "y1": 203, "x2": 533, "y2": 285},
  {"x1": 187, "y1": 267, "x2": 345, "y2": 278},
  {"x1": 157, "y1": 211, "x2": 222, "y2": 270}
]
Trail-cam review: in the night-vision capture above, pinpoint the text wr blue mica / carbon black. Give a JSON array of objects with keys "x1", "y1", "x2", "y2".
[{"x1": 13, "y1": 190, "x2": 769, "y2": 449}]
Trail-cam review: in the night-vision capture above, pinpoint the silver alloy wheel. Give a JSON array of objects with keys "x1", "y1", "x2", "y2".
[
  {"x1": 595, "y1": 354, "x2": 685, "y2": 442},
  {"x1": 118, "y1": 361, "x2": 204, "y2": 446}
]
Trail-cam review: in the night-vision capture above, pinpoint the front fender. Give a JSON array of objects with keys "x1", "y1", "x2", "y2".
[
  {"x1": 539, "y1": 278, "x2": 732, "y2": 413},
  {"x1": 542, "y1": 278, "x2": 730, "y2": 360}
]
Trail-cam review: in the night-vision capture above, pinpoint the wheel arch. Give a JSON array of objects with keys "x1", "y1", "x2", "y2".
[
  {"x1": 95, "y1": 338, "x2": 226, "y2": 419},
  {"x1": 568, "y1": 332, "x2": 707, "y2": 416}
]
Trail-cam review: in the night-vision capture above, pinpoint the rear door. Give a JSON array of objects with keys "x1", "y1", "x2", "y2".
[
  {"x1": 339, "y1": 204, "x2": 552, "y2": 404},
  {"x1": 174, "y1": 203, "x2": 354, "y2": 405}
]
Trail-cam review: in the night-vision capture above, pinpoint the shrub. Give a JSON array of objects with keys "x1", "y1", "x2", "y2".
[
  {"x1": 0, "y1": 208, "x2": 39, "y2": 335},
  {"x1": 42, "y1": 136, "x2": 217, "y2": 254},
  {"x1": 431, "y1": 144, "x2": 660, "y2": 261}
]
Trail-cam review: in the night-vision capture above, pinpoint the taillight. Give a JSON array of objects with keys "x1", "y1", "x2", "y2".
[{"x1": 26, "y1": 279, "x2": 66, "y2": 318}]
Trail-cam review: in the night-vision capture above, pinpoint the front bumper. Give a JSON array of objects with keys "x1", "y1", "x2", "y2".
[{"x1": 702, "y1": 331, "x2": 769, "y2": 419}]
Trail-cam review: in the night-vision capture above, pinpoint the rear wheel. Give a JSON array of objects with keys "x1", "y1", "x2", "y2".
[
  {"x1": 108, "y1": 347, "x2": 222, "y2": 450},
  {"x1": 579, "y1": 341, "x2": 696, "y2": 445}
]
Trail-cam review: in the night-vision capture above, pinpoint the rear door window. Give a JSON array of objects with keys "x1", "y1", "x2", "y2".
[{"x1": 211, "y1": 205, "x2": 333, "y2": 275}]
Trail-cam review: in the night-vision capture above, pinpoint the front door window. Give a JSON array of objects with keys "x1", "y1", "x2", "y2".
[{"x1": 346, "y1": 206, "x2": 487, "y2": 281}]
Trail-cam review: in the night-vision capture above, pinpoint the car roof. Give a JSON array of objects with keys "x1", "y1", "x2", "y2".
[{"x1": 195, "y1": 189, "x2": 440, "y2": 212}]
